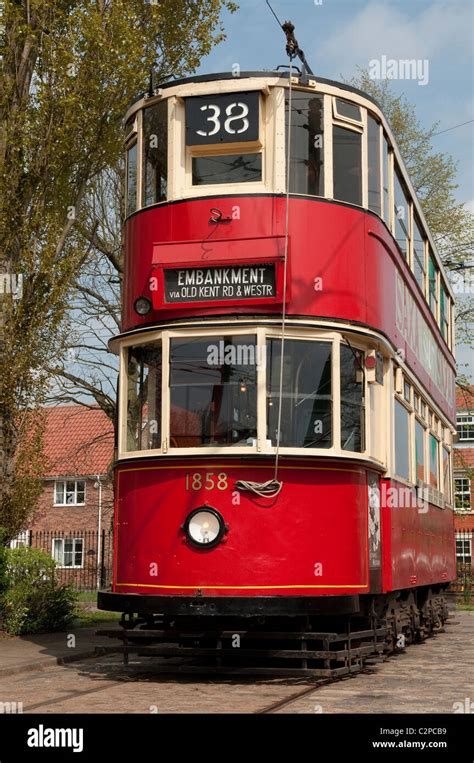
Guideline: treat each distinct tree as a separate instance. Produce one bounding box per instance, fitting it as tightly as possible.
[346,70,473,353]
[0,0,236,540]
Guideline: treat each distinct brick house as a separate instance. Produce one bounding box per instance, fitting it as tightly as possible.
[453,385,474,569]
[12,405,115,589]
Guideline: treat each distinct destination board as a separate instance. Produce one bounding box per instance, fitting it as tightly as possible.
[164,264,276,303]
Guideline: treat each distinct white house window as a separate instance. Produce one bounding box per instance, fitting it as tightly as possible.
[455,535,472,564]
[454,477,471,511]
[9,530,31,549]
[457,414,474,441]
[54,480,85,506]
[52,538,84,568]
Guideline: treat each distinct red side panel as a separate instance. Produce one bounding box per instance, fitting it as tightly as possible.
[114,459,369,597]
[381,478,456,590]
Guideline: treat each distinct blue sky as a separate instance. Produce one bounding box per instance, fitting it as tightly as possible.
[197,0,474,376]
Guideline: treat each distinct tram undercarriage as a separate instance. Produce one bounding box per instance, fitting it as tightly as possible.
[98,587,451,677]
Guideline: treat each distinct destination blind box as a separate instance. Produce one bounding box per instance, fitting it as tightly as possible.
[148,258,286,311]
[165,264,276,303]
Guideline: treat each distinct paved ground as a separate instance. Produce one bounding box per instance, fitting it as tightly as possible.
[0,612,472,714]
[0,626,110,677]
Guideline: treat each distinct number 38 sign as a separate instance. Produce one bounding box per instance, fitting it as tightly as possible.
[185,91,259,146]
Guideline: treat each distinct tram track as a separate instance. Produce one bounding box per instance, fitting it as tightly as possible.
[255,678,331,713]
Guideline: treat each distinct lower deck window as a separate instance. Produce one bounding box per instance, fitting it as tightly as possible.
[340,345,365,452]
[429,434,439,488]
[123,333,379,456]
[415,420,425,484]
[266,339,332,448]
[127,342,162,451]
[169,336,257,447]
[442,446,450,502]
[192,154,262,185]
[394,399,410,480]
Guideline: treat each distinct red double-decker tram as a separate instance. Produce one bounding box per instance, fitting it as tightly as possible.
[99,67,457,675]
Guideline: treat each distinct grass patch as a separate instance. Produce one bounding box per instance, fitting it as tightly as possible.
[456,603,474,611]
[74,609,122,627]
[76,592,98,603]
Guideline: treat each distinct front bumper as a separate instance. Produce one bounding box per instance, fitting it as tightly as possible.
[98,591,360,617]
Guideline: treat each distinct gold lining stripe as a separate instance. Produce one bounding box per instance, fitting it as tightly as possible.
[118,464,362,474]
[116,583,368,590]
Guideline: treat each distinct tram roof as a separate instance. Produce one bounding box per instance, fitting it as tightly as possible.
[129,70,382,111]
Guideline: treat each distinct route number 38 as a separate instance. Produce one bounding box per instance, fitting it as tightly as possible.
[185,91,259,146]
[197,103,249,137]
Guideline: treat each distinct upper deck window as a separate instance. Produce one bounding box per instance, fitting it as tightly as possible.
[126,142,138,217]
[428,251,438,316]
[367,115,381,215]
[333,126,362,206]
[143,101,168,205]
[286,92,324,196]
[192,153,262,185]
[393,167,410,260]
[440,283,449,341]
[413,214,425,293]
[333,98,362,124]
[382,136,390,224]
[185,91,262,188]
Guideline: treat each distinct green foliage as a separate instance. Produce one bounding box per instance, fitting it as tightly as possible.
[5,545,56,586]
[0,0,236,536]
[0,546,78,635]
[0,528,9,596]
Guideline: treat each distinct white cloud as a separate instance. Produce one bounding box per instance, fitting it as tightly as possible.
[319,1,473,73]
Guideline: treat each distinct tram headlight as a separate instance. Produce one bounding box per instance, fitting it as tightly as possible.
[134,296,152,316]
[183,507,226,548]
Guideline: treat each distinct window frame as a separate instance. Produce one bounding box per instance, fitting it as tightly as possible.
[332,119,364,208]
[454,476,472,512]
[428,250,439,321]
[414,414,427,486]
[392,164,411,261]
[183,91,266,195]
[285,90,325,198]
[118,328,374,460]
[366,113,381,215]
[412,213,426,296]
[455,534,472,564]
[52,537,84,569]
[393,393,412,483]
[332,97,363,127]
[53,480,86,507]
[142,99,168,207]
[457,413,474,441]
